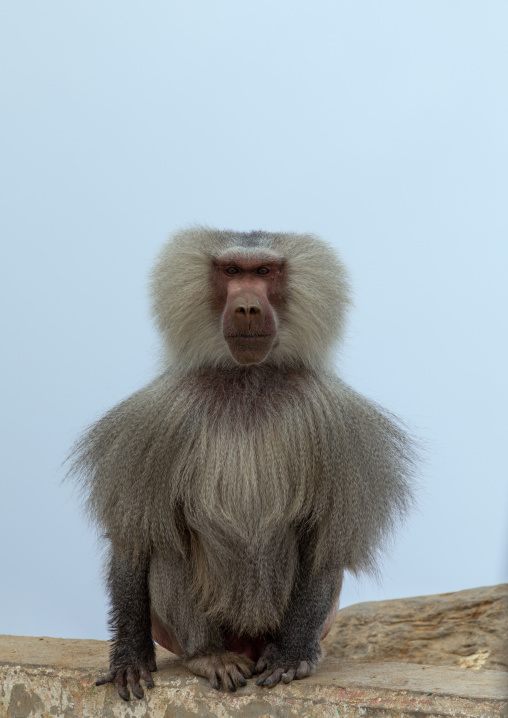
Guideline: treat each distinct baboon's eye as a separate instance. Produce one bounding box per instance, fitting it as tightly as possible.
[256,267,270,276]
[225,266,240,275]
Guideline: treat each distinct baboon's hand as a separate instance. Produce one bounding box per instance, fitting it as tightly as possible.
[184,651,255,691]
[96,658,156,701]
[254,641,322,687]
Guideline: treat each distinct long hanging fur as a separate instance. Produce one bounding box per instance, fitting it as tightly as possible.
[70,227,415,638]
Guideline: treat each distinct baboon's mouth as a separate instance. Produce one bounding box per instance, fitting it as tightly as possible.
[224,332,277,365]
[226,333,274,339]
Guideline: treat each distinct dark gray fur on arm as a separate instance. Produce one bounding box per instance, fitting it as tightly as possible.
[97,550,156,700]
[255,533,344,687]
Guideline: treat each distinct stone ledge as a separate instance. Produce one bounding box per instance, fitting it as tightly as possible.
[1,635,507,717]
[323,584,508,672]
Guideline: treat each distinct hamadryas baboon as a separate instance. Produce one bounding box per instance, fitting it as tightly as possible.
[70,227,415,700]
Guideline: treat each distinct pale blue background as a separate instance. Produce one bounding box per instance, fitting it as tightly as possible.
[1,1,507,641]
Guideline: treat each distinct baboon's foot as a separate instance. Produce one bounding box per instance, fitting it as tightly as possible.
[184,651,255,691]
[255,641,323,687]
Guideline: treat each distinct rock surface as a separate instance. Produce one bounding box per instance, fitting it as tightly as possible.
[1,635,507,717]
[1,585,507,717]
[324,584,508,672]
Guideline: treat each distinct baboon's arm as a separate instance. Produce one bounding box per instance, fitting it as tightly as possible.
[96,550,156,701]
[255,552,343,687]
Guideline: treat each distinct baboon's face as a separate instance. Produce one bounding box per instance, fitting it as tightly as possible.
[213,253,285,365]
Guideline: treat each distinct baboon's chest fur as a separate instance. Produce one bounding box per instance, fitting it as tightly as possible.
[78,365,412,631]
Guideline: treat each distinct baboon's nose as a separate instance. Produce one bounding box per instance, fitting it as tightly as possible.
[232,298,262,316]
[230,294,264,329]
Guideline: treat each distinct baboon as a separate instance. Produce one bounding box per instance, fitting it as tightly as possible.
[71,227,415,700]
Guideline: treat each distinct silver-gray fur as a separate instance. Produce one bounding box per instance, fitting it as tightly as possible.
[150,227,351,371]
[70,227,415,698]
